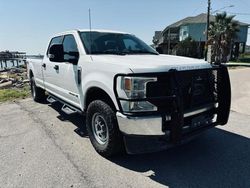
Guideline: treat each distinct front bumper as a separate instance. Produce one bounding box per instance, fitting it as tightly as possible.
[115,65,231,145]
[116,103,216,136]
[116,112,164,136]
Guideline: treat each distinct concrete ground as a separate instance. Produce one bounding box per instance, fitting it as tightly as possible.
[0,68,250,188]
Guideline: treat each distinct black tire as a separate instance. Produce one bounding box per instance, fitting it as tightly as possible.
[30,77,46,102]
[86,100,124,157]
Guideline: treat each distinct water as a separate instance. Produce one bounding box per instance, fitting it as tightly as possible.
[0,60,25,70]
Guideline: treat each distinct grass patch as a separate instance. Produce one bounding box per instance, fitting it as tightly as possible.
[229,61,250,64]
[237,58,250,63]
[243,54,250,58]
[230,54,250,64]
[0,86,30,103]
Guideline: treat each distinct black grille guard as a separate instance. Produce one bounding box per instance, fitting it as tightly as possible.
[114,65,231,143]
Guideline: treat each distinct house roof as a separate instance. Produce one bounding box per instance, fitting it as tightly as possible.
[162,13,249,33]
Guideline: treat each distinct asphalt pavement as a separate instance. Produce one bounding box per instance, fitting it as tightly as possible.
[0,68,250,188]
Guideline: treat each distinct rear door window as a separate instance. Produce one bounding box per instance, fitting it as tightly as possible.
[47,36,63,55]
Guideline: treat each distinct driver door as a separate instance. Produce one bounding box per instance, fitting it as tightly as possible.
[43,34,81,108]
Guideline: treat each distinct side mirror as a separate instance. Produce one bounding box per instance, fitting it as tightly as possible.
[48,44,64,62]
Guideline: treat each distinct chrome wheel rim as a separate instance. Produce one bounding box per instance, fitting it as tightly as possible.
[92,113,109,145]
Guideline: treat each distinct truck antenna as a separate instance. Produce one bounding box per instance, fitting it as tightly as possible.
[88,8,92,55]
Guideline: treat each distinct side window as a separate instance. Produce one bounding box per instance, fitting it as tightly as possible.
[62,35,79,61]
[47,36,63,55]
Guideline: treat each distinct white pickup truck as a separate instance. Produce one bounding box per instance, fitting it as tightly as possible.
[27,29,231,156]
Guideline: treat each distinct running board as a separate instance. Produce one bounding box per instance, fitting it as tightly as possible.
[47,95,57,103]
[47,94,82,115]
[61,104,78,115]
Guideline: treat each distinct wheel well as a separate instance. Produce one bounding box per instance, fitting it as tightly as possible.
[85,87,116,111]
[29,70,34,79]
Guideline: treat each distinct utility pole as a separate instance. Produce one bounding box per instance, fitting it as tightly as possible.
[206,0,211,41]
[168,28,171,54]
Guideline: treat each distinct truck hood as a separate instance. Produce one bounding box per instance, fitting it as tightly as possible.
[91,54,212,73]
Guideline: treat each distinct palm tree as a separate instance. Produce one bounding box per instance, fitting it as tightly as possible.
[208,12,239,64]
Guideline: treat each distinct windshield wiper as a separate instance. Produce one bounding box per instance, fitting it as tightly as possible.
[91,51,126,55]
[127,50,158,55]
[103,51,126,55]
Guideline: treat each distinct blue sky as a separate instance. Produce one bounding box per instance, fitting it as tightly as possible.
[0,0,249,54]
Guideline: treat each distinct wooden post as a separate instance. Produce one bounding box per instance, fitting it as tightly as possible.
[242,42,246,53]
[4,60,7,68]
[206,0,211,41]
[0,60,3,69]
[17,60,19,67]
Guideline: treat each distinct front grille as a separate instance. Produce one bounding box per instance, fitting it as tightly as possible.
[146,69,218,113]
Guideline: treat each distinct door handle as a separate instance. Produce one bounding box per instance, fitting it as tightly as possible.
[53,65,59,70]
[42,63,46,68]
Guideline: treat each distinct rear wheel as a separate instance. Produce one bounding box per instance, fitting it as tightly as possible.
[30,77,46,102]
[86,100,124,157]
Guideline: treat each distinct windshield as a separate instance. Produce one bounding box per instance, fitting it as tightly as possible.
[79,31,158,55]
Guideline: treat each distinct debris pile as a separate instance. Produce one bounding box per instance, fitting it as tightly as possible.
[0,67,29,89]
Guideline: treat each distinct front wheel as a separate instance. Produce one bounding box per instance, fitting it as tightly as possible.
[30,77,46,102]
[86,100,124,157]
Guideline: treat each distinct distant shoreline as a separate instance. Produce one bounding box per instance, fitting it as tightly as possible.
[0,60,25,70]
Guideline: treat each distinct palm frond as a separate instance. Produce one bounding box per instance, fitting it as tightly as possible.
[208,12,240,63]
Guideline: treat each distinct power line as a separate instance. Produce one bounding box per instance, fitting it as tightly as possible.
[212,5,234,14]
[220,11,250,16]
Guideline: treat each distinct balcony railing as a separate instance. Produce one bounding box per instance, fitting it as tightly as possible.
[163,33,179,42]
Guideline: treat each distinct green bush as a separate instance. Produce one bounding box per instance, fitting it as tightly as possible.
[173,37,198,58]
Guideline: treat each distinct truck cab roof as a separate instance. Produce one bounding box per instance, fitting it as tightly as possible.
[54,29,131,37]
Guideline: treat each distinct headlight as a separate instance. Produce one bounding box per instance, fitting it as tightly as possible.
[121,77,157,99]
[120,101,157,112]
[116,76,157,112]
